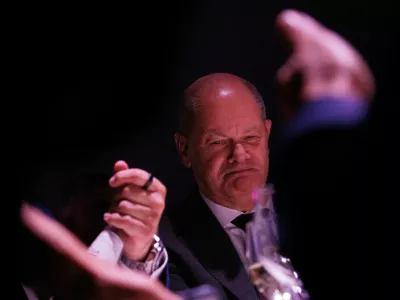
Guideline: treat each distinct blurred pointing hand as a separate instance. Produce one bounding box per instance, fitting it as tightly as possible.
[20,203,181,300]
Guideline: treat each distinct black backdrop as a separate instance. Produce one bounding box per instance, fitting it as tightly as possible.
[17,0,394,211]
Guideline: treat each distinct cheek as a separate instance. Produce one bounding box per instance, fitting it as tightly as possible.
[190,152,215,177]
[203,154,226,178]
[251,146,269,167]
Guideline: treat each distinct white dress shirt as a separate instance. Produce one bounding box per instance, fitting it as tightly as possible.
[201,185,276,266]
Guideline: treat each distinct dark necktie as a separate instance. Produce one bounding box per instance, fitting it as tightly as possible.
[231,208,274,231]
[231,213,254,231]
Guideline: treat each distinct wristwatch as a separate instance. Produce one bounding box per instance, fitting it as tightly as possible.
[120,234,165,274]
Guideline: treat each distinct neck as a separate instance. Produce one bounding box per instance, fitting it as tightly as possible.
[200,189,254,212]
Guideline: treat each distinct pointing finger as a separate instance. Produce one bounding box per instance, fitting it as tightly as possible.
[276,9,325,50]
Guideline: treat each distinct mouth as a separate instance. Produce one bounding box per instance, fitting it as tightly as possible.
[224,168,258,177]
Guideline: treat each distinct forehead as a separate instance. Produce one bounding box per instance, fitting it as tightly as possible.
[192,84,264,134]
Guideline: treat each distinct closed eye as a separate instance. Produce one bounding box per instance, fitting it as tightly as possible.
[210,140,223,145]
[245,135,259,140]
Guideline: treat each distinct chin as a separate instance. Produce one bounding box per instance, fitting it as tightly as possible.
[234,180,263,192]
[225,186,254,202]
[222,173,264,195]
[233,185,254,194]
[231,191,255,210]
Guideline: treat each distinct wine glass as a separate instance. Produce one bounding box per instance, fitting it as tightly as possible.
[245,184,309,300]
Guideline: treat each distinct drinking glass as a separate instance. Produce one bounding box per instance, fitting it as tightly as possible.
[245,184,309,300]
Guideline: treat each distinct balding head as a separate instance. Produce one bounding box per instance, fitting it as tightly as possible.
[178,73,266,137]
[174,73,272,211]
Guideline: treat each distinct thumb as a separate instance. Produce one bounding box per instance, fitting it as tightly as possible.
[114,160,129,173]
[276,9,324,51]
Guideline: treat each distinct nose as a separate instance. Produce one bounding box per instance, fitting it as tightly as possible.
[228,143,250,164]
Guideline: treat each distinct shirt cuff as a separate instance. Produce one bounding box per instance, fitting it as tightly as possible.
[284,97,369,141]
[119,247,168,278]
[87,229,124,263]
[87,228,168,278]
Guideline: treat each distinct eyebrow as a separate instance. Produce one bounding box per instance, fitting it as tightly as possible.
[203,129,226,137]
[243,125,262,134]
[203,125,262,137]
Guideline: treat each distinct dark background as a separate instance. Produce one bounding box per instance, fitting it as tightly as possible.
[17,0,393,211]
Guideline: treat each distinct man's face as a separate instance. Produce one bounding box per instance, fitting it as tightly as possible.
[177,83,271,208]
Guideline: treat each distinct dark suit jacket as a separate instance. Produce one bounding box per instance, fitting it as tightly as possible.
[159,190,259,300]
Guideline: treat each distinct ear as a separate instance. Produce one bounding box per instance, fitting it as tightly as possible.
[174,132,192,168]
[265,119,272,138]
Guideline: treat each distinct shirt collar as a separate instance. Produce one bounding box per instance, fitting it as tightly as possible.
[200,184,275,229]
[201,194,246,228]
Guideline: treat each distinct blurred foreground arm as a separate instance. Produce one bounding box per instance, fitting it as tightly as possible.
[20,203,181,300]
[276,9,374,136]
[272,9,374,299]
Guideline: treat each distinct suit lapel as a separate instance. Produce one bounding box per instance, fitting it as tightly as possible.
[172,190,258,299]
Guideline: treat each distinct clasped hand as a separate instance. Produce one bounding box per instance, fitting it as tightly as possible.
[105,160,166,261]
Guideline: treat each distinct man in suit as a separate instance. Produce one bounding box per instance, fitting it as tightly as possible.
[160,71,274,300]
[159,9,375,300]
